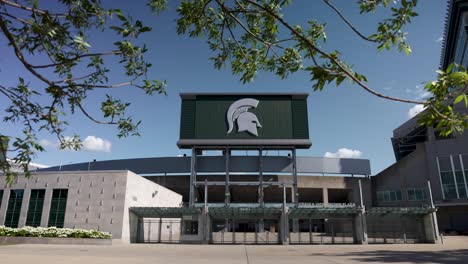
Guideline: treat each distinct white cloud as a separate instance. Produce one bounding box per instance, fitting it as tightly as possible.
[82,136,112,153]
[39,139,56,148]
[408,104,425,118]
[406,84,431,100]
[436,37,443,43]
[382,80,397,91]
[324,148,363,159]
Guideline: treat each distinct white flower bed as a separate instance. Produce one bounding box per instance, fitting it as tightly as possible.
[0,226,111,239]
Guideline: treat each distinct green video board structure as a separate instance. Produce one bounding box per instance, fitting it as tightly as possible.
[178,93,311,148]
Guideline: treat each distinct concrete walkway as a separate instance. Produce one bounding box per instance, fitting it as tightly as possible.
[0,237,467,264]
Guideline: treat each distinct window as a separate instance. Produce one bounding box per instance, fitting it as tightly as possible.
[377,190,402,202]
[407,188,427,201]
[48,189,68,228]
[183,221,198,235]
[26,189,46,227]
[4,190,24,227]
[0,190,3,209]
[438,155,468,200]
[453,12,468,67]
[440,170,458,199]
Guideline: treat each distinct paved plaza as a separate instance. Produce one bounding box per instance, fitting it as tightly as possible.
[0,237,468,264]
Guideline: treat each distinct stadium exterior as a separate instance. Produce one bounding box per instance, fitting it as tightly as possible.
[374,0,468,235]
[1,0,465,246]
[0,93,439,245]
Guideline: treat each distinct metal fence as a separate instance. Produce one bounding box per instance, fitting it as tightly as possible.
[139,218,182,243]
[211,219,279,244]
[289,219,354,244]
[367,215,425,244]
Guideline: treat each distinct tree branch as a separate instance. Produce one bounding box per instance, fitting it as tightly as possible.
[32,51,122,69]
[0,15,54,86]
[0,0,66,17]
[77,102,116,125]
[0,11,32,24]
[244,0,425,105]
[323,0,377,42]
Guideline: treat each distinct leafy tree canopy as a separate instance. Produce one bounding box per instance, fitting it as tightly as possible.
[0,0,467,182]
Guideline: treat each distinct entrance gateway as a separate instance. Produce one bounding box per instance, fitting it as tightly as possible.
[130,93,439,245]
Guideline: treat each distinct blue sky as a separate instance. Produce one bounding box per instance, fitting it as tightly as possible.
[0,1,448,174]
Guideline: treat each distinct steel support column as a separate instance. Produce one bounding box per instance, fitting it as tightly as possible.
[258,148,264,206]
[258,148,264,232]
[189,148,197,207]
[225,147,230,206]
[292,148,298,206]
[427,180,440,243]
[292,148,299,232]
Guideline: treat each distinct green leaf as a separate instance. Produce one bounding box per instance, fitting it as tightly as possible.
[405,46,412,56]
[446,63,454,74]
[454,94,464,104]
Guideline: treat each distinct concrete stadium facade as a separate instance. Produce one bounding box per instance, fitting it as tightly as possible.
[0,92,440,245]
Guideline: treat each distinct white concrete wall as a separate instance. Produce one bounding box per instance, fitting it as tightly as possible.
[121,171,182,243]
[0,170,183,243]
[0,171,128,238]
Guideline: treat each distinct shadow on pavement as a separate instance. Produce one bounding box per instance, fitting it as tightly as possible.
[310,249,468,264]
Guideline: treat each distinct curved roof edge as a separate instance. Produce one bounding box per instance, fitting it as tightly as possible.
[38,156,371,176]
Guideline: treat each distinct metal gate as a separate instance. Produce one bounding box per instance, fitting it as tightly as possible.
[289,219,354,244]
[367,215,425,244]
[139,218,182,243]
[211,219,279,244]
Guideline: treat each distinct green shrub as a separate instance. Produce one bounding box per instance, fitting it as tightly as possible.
[0,226,111,239]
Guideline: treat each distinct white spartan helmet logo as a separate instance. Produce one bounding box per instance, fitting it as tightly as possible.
[226,98,262,136]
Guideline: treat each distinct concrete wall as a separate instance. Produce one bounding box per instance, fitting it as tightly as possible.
[0,170,182,243]
[121,171,182,243]
[279,175,372,207]
[372,144,431,207]
[0,171,128,237]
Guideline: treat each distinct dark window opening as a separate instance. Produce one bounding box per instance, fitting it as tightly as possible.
[26,189,46,227]
[48,189,68,228]
[5,190,24,228]
[183,220,198,235]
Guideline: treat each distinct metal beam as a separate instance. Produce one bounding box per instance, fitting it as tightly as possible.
[258,148,264,206]
[292,148,298,206]
[189,148,196,207]
[225,147,230,206]
[195,181,294,186]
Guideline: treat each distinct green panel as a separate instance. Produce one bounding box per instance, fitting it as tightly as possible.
[179,100,196,139]
[180,95,309,140]
[194,96,292,139]
[291,99,309,139]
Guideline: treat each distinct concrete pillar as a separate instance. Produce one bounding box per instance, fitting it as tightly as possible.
[423,213,439,243]
[280,207,289,245]
[280,184,289,245]
[323,188,329,206]
[18,189,31,227]
[40,188,53,227]
[225,148,230,206]
[0,190,10,225]
[200,206,211,244]
[353,211,368,244]
[189,148,197,207]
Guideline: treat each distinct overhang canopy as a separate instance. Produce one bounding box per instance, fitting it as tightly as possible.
[288,207,361,219]
[366,207,437,215]
[130,207,200,218]
[208,207,282,219]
